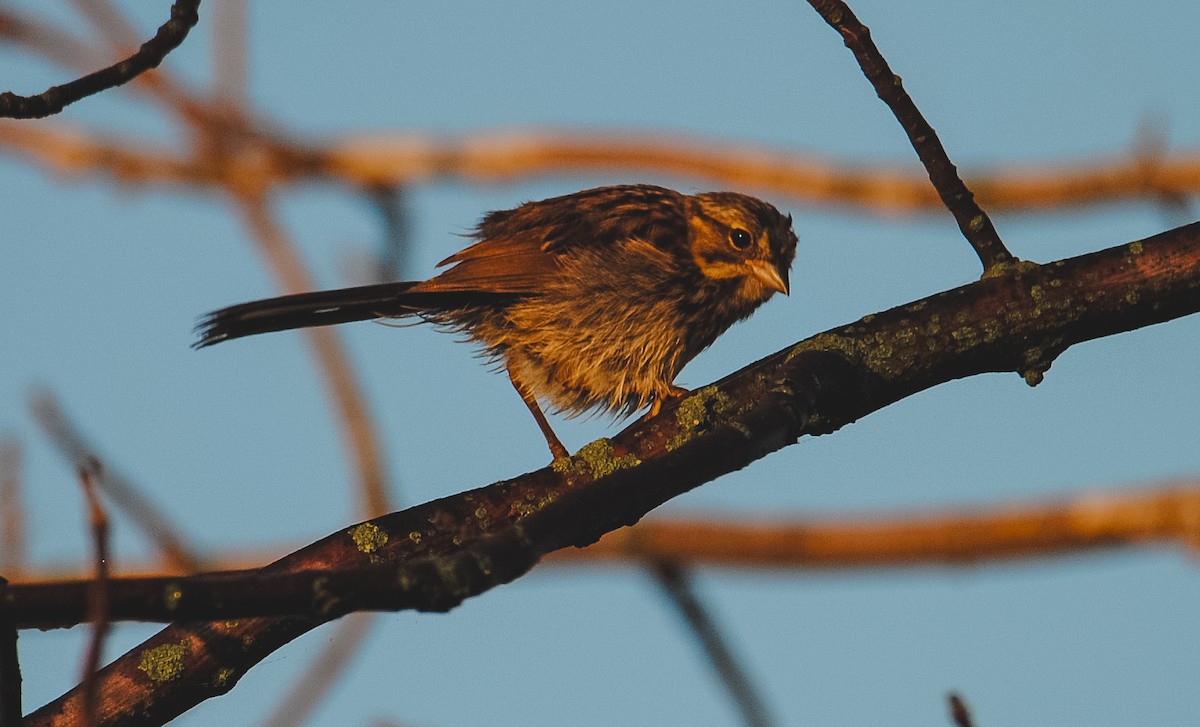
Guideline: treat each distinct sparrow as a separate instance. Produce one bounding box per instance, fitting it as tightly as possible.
[196,184,798,460]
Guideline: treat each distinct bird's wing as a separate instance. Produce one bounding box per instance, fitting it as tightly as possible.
[417,185,690,294]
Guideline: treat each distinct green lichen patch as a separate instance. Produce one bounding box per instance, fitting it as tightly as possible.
[1019,337,1064,387]
[138,641,189,683]
[350,522,388,555]
[981,258,1039,280]
[667,386,737,450]
[552,438,640,479]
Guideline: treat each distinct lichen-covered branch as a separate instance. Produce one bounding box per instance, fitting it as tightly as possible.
[19,220,1200,725]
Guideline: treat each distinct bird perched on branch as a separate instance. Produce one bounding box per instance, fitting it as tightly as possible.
[196,184,798,460]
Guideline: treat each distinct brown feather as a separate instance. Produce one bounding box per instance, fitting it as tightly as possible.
[195,184,799,459]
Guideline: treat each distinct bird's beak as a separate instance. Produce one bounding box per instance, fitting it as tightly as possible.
[750,260,790,296]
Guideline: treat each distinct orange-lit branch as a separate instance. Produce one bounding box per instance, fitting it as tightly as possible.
[4,120,1200,215]
[553,485,1200,569]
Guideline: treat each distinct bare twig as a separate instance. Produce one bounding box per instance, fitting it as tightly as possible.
[67,0,144,51]
[211,0,247,104]
[78,462,111,727]
[232,192,392,518]
[259,614,377,727]
[0,440,25,581]
[0,577,20,727]
[948,693,977,727]
[30,390,202,574]
[805,0,1013,271]
[369,184,412,283]
[0,8,112,77]
[0,0,202,119]
[652,562,773,727]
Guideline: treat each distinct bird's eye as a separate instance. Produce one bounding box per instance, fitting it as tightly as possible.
[729,228,752,250]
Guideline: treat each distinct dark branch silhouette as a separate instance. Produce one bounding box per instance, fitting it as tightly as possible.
[77,464,111,727]
[0,578,19,727]
[805,0,1012,270]
[0,0,201,119]
[653,562,775,727]
[948,693,978,727]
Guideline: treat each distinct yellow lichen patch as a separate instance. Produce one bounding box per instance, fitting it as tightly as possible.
[1129,240,1145,255]
[667,386,738,450]
[162,583,184,612]
[350,522,388,555]
[981,258,1039,280]
[212,666,237,689]
[553,438,640,478]
[980,318,1003,343]
[138,641,189,683]
[785,332,858,365]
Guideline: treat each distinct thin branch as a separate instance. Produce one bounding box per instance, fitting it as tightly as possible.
[67,0,145,51]
[0,0,202,119]
[805,0,1013,271]
[0,8,112,79]
[651,562,773,727]
[0,440,25,581]
[30,390,202,574]
[0,6,234,131]
[369,184,412,283]
[258,614,376,727]
[78,462,111,727]
[211,0,247,104]
[948,693,977,727]
[13,540,537,629]
[0,577,20,727]
[232,192,393,519]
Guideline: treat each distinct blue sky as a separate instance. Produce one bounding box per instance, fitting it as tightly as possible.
[3,1,1200,725]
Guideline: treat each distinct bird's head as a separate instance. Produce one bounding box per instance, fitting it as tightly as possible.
[687,192,798,306]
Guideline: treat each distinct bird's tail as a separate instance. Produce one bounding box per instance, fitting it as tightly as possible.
[194,281,426,348]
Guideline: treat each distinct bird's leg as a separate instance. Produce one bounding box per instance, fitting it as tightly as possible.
[641,385,689,422]
[506,366,570,460]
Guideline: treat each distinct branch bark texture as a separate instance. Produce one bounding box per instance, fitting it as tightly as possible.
[0,0,201,119]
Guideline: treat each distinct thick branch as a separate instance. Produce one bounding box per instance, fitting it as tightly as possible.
[19,221,1200,725]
